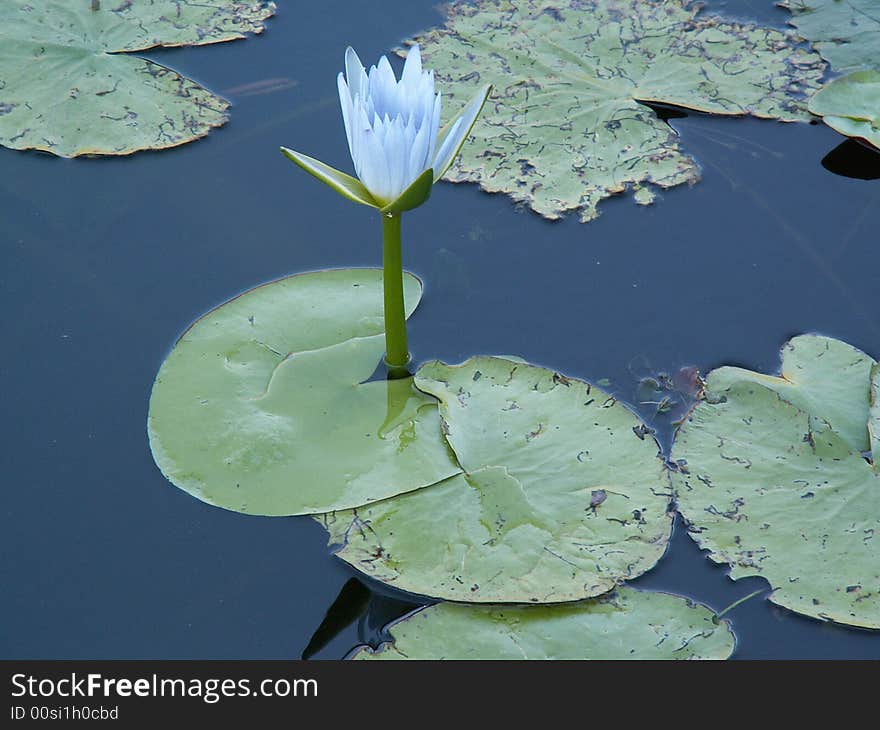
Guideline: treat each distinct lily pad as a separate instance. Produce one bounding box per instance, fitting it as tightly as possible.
[0,1,275,157]
[808,71,880,151]
[706,334,876,453]
[872,363,880,468]
[404,0,824,222]
[672,340,880,629]
[148,269,461,516]
[320,356,672,603]
[781,0,880,74]
[351,588,735,660]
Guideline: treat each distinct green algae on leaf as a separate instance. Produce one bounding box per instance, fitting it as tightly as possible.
[148,269,461,517]
[808,71,880,151]
[403,0,824,222]
[781,0,880,74]
[0,1,276,157]
[351,588,735,660]
[672,336,880,629]
[320,356,672,603]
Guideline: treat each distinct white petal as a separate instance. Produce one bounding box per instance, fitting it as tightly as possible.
[351,101,374,179]
[408,116,431,182]
[427,90,441,164]
[358,129,392,203]
[432,85,490,181]
[385,116,408,199]
[345,47,367,100]
[337,72,356,165]
[401,44,422,89]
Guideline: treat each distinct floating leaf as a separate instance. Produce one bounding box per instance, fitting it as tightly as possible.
[808,71,880,151]
[706,334,876,453]
[148,269,461,516]
[781,0,880,74]
[672,338,880,629]
[404,0,824,222]
[0,1,276,157]
[320,356,672,603]
[351,588,735,660]
[872,363,880,470]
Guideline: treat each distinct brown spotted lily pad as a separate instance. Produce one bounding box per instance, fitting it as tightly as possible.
[0,1,275,156]
[403,0,824,222]
[320,356,672,603]
[672,335,880,629]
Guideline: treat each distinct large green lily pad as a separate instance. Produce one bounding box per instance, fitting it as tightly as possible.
[706,334,876,453]
[781,0,880,74]
[0,1,275,157]
[320,356,672,603]
[351,588,735,660]
[148,269,461,516]
[673,339,880,629]
[808,71,880,151]
[404,0,824,222]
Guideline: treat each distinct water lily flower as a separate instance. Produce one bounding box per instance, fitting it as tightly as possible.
[281,44,491,213]
[281,45,491,371]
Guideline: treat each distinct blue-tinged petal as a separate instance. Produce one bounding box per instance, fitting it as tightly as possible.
[337,73,356,164]
[427,91,442,163]
[279,147,378,208]
[401,44,423,90]
[409,118,431,183]
[386,115,409,200]
[345,47,367,100]
[358,129,393,204]
[432,84,492,182]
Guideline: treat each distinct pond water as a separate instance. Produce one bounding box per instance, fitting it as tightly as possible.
[2,0,879,659]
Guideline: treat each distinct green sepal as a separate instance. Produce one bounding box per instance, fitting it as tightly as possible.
[380,167,435,214]
[280,147,379,208]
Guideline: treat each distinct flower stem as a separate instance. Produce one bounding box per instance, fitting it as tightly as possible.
[382,212,410,377]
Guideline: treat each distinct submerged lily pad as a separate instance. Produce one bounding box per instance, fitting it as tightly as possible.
[0,1,275,157]
[148,269,461,516]
[706,334,876,453]
[405,0,824,222]
[320,356,672,603]
[781,0,880,74]
[808,71,880,151]
[673,337,880,629]
[351,588,735,660]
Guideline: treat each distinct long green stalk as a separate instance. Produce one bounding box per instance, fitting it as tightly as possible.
[382,212,410,377]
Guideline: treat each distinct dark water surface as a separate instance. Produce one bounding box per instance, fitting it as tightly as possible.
[2,0,879,659]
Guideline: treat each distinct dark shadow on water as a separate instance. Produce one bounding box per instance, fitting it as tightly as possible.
[641,101,689,122]
[822,139,880,180]
[301,578,372,659]
[302,574,426,659]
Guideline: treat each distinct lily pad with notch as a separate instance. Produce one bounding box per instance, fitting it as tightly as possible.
[403,0,824,222]
[350,587,735,659]
[0,0,276,157]
[148,268,462,516]
[319,356,673,603]
[672,336,880,629]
